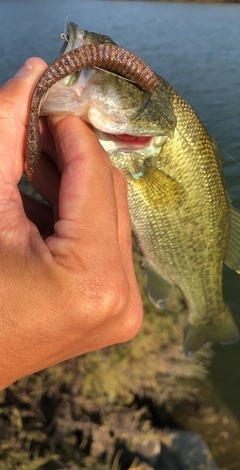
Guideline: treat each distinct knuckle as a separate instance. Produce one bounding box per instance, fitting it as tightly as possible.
[97,272,143,342]
[98,274,130,319]
[121,295,144,342]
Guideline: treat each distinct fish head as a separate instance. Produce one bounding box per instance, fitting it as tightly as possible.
[41,22,176,168]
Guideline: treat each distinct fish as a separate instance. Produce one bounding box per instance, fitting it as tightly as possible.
[34,22,240,355]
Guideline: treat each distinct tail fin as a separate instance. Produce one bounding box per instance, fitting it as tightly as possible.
[184,305,240,357]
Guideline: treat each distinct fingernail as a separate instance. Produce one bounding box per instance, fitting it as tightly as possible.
[15,61,32,78]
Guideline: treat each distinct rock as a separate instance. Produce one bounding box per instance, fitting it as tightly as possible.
[161,430,219,469]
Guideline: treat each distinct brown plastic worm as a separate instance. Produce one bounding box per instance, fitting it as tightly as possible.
[26,43,160,180]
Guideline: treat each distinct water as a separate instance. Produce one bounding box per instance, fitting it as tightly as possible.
[1,0,240,431]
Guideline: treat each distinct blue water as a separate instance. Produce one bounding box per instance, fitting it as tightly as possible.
[2,1,240,190]
[1,0,240,422]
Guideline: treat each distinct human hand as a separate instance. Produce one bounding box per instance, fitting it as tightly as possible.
[0,58,143,389]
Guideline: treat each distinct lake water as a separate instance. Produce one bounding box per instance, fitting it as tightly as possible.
[1,0,240,434]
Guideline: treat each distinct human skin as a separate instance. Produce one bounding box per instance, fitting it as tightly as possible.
[0,58,143,390]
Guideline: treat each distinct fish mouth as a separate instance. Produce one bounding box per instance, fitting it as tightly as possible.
[59,22,119,55]
[112,133,152,150]
[95,129,153,151]
[94,129,164,156]
[58,22,84,57]
[114,134,152,144]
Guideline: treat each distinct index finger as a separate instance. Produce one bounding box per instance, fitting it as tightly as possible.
[47,115,120,245]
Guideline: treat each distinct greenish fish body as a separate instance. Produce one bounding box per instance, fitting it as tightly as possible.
[40,22,240,355]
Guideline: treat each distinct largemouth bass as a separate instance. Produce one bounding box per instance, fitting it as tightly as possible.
[34,22,240,355]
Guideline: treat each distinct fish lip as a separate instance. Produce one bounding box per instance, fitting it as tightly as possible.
[58,22,88,57]
[58,22,77,57]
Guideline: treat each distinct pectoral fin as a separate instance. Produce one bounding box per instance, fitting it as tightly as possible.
[224,205,240,273]
[131,167,185,209]
[143,258,175,308]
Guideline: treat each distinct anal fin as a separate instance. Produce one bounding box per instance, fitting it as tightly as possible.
[142,258,175,308]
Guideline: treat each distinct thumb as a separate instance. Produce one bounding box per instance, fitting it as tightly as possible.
[0,57,47,182]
